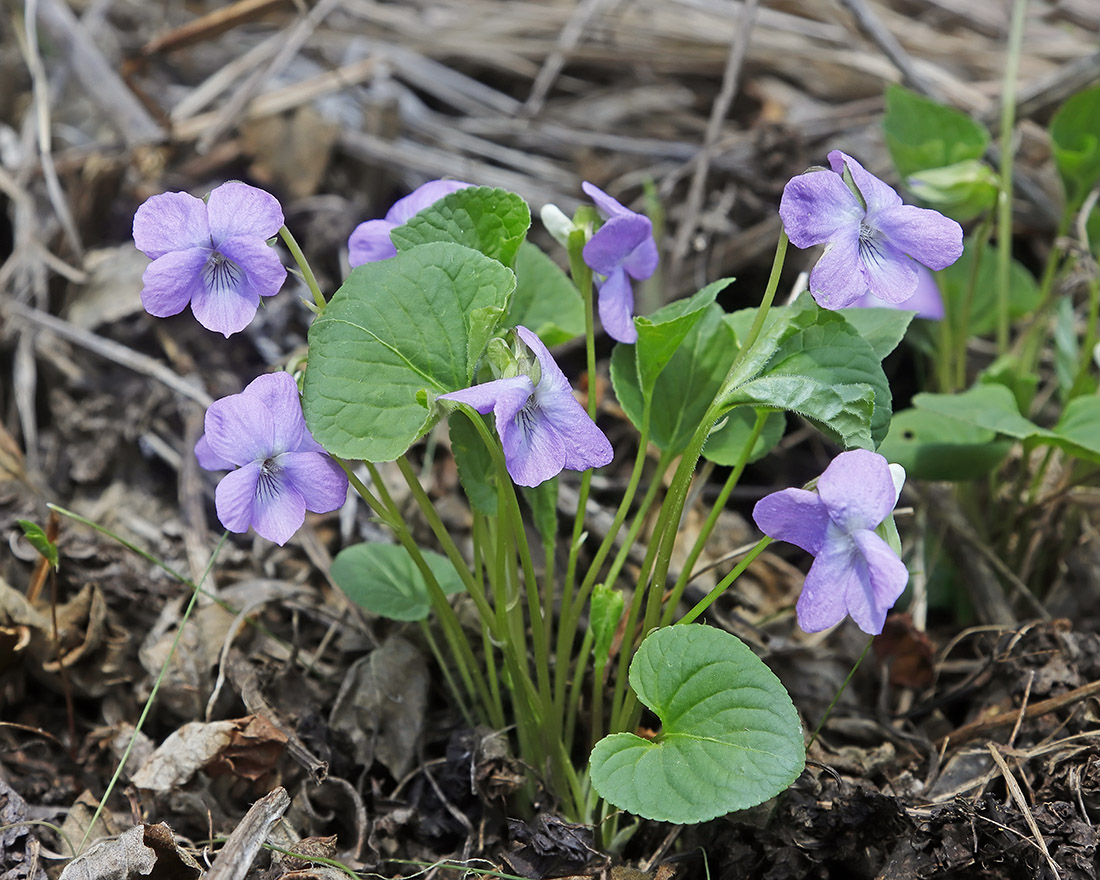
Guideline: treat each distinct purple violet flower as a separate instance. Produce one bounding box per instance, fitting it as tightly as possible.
[752,449,908,635]
[133,181,287,337]
[850,264,944,320]
[779,151,963,310]
[581,181,659,344]
[438,326,613,487]
[195,372,348,545]
[348,179,472,266]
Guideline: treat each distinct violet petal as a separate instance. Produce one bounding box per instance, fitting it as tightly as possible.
[596,267,638,344]
[206,181,284,244]
[133,191,211,258]
[215,462,262,534]
[347,220,398,266]
[816,448,897,532]
[752,488,830,555]
[140,248,210,318]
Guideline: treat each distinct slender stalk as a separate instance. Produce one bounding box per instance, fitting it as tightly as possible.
[663,408,768,622]
[807,636,874,749]
[563,227,598,603]
[994,0,1027,352]
[676,537,772,626]
[81,533,228,853]
[278,225,327,310]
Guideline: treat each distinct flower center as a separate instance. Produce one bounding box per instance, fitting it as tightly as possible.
[857,222,887,270]
[256,456,283,502]
[202,251,243,295]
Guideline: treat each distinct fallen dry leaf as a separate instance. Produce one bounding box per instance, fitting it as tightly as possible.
[57,822,201,880]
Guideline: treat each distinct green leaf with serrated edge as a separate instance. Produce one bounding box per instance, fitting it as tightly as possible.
[724,375,875,450]
[17,520,58,571]
[391,186,531,268]
[837,307,915,361]
[590,583,624,668]
[521,477,559,547]
[303,242,515,461]
[939,240,1039,338]
[331,543,465,622]
[878,408,1011,481]
[610,304,737,455]
[722,298,812,392]
[725,309,891,447]
[703,408,786,466]
[505,241,585,346]
[883,84,990,179]
[449,412,497,516]
[589,625,804,824]
[1050,85,1100,211]
[912,384,1051,441]
[634,279,732,397]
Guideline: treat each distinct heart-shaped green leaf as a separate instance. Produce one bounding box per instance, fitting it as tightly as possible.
[331,542,465,621]
[590,625,804,823]
[303,242,515,461]
[878,407,1012,481]
[1050,85,1100,211]
[391,186,530,268]
[883,84,990,179]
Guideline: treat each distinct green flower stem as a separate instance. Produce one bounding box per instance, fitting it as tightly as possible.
[472,513,506,725]
[661,408,768,625]
[676,537,772,626]
[552,398,654,718]
[563,226,598,605]
[350,463,493,723]
[611,236,788,733]
[278,225,326,310]
[952,219,992,390]
[995,0,1027,353]
[726,230,788,380]
[600,449,675,593]
[807,635,874,750]
[564,625,595,749]
[80,531,228,853]
[418,619,474,727]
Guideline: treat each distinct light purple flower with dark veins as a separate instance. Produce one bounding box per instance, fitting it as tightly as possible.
[581,181,659,344]
[348,179,472,266]
[195,372,348,545]
[439,326,613,487]
[780,151,963,310]
[850,264,944,321]
[133,181,287,337]
[752,449,908,635]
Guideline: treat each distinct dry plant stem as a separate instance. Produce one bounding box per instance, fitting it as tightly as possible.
[670,0,758,268]
[987,744,1062,878]
[205,787,291,880]
[995,0,1027,353]
[79,531,230,854]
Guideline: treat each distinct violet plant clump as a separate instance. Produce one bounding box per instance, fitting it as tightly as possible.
[438,325,613,487]
[132,181,287,337]
[752,449,908,635]
[129,117,1047,832]
[780,150,963,310]
[195,372,348,545]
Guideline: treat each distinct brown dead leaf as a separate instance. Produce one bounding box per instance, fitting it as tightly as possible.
[329,636,428,779]
[874,613,935,689]
[132,715,287,791]
[57,822,201,880]
[203,713,288,782]
[59,790,122,863]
